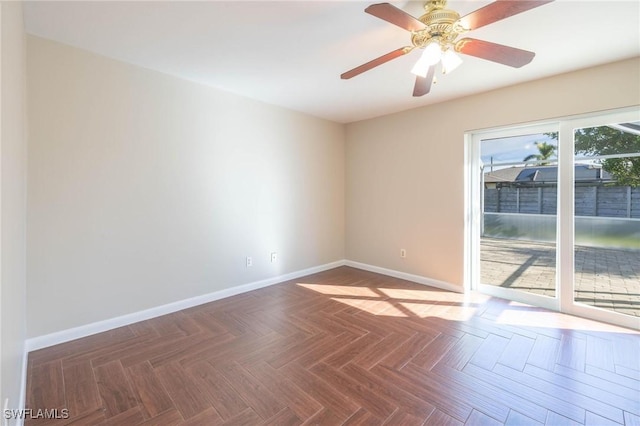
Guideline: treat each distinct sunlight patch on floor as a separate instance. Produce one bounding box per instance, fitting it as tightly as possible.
[496,306,639,334]
[297,282,481,320]
[375,288,436,300]
[329,297,406,317]
[296,283,379,297]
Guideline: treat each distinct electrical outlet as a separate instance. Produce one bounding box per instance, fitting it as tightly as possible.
[246,257,252,267]
[271,252,277,263]
[400,249,407,258]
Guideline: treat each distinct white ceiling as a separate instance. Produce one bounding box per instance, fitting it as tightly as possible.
[23,1,640,123]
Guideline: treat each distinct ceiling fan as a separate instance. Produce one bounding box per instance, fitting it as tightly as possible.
[341,0,554,97]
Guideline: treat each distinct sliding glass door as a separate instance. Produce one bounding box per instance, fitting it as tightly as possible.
[469,108,640,329]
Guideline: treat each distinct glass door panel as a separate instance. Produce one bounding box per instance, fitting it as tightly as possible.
[478,131,559,306]
[573,122,640,318]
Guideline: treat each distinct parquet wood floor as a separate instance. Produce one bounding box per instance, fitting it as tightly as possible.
[25,266,640,425]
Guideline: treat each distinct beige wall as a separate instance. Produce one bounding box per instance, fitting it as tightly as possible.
[346,58,640,289]
[26,36,345,337]
[1,1,28,413]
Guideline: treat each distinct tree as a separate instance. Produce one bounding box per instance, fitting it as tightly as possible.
[574,126,640,187]
[523,141,556,165]
[546,126,640,187]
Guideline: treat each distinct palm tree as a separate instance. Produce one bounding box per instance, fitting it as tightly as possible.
[523,141,556,165]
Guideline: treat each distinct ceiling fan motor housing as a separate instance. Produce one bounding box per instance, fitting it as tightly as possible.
[412,0,464,49]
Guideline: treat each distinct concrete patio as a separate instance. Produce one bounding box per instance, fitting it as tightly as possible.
[481,237,640,317]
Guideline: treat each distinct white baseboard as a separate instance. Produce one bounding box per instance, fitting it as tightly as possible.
[26,260,346,352]
[345,260,462,293]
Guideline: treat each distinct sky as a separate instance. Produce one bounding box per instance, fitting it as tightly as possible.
[479,122,640,171]
[480,133,557,168]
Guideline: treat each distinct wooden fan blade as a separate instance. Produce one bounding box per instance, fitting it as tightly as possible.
[365,3,426,32]
[455,38,535,68]
[341,47,413,79]
[459,0,554,30]
[413,66,435,97]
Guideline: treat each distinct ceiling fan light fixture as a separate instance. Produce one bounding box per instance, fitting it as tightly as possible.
[410,57,430,77]
[421,41,442,65]
[411,41,441,77]
[441,49,462,74]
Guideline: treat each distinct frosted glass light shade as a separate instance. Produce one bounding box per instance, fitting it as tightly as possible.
[411,57,430,77]
[410,42,442,77]
[422,42,442,65]
[441,49,463,74]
